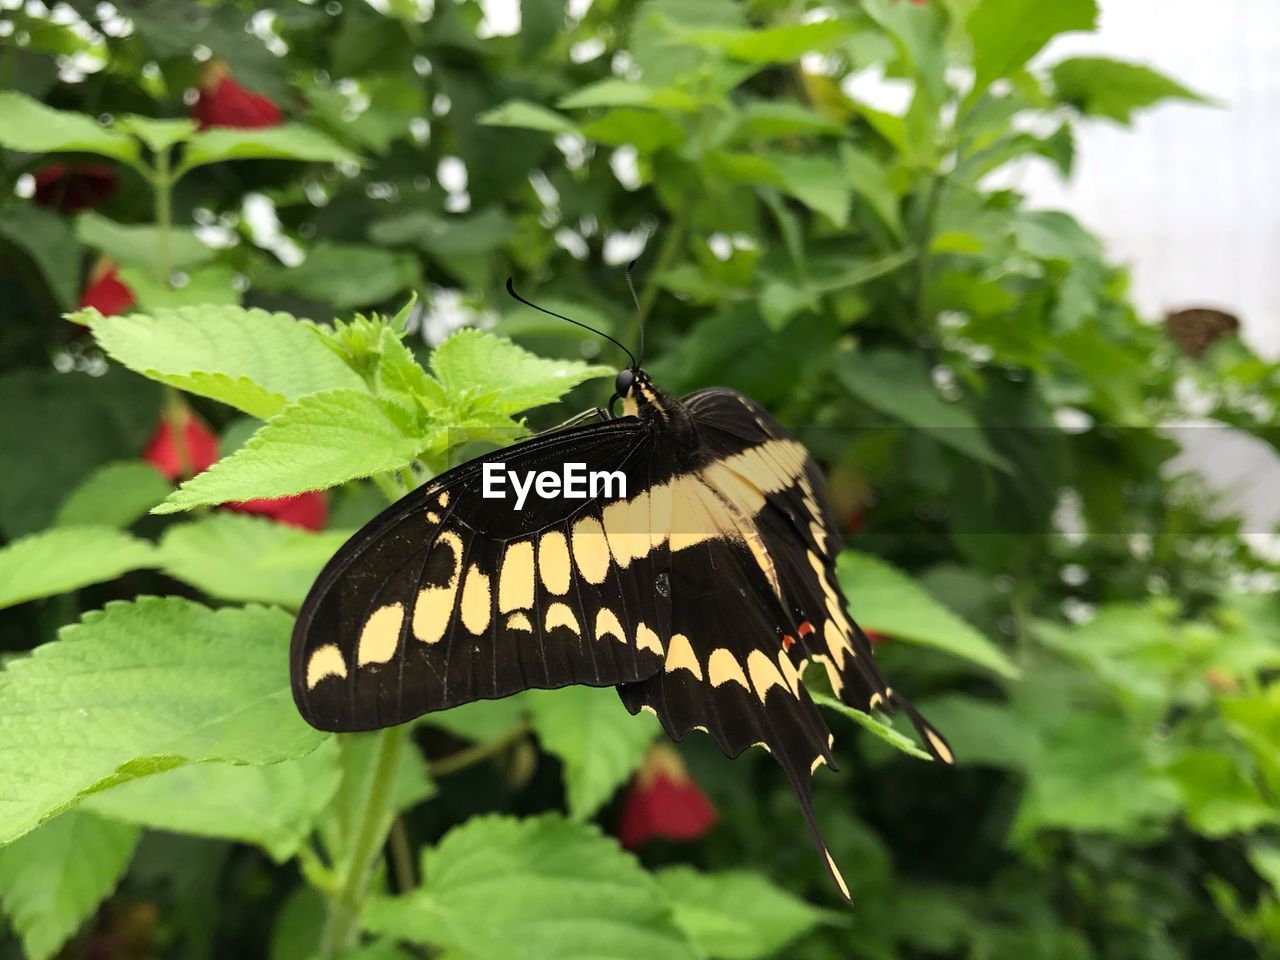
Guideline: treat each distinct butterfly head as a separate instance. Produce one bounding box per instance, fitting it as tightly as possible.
[615,366,657,418]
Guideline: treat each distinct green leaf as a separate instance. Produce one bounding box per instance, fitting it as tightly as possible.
[1050,56,1210,125]
[427,695,530,743]
[370,208,516,258]
[0,369,161,538]
[835,551,1018,678]
[834,348,1010,469]
[678,19,856,62]
[255,243,419,311]
[478,99,577,134]
[811,692,931,761]
[911,694,1033,769]
[0,597,327,844]
[0,204,81,308]
[155,390,432,513]
[0,526,157,610]
[54,461,172,529]
[839,142,905,239]
[581,109,686,152]
[77,211,215,270]
[557,79,698,112]
[159,512,348,607]
[764,152,850,227]
[528,686,658,819]
[732,101,845,141]
[966,0,1097,89]
[1167,750,1279,838]
[118,263,242,310]
[361,815,697,960]
[1014,709,1179,838]
[0,90,140,163]
[179,123,361,173]
[83,740,342,862]
[0,811,139,960]
[77,305,365,419]
[656,867,827,960]
[116,115,197,152]
[431,329,612,416]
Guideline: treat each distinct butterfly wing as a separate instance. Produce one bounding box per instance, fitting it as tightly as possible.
[291,416,674,732]
[681,387,953,763]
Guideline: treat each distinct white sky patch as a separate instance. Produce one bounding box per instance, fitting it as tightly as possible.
[242,193,304,267]
[445,191,471,213]
[554,228,589,260]
[410,116,431,144]
[570,37,606,63]
[13,174,34,199]
[413,54,432,76]
[477,0,519,37]
[250,10,288,56]
[528,170,559,208]
[566,0,593,22]
[841,64,913,115]
[421,288,496,346]
[432,92,451,116]
[437,155,467,193]
[603,229,648,266]
[708,233,733,261]
[554,132,590,171]
[610,146,641,190]
[611,50,638,78]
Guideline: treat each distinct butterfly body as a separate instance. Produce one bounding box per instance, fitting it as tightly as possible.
[291,365,951,900]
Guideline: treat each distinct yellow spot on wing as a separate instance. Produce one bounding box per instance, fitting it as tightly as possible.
[437,490,449,507]
[460,565,491,634]
[635,622,663,656]
[545,602,580,635]
[413,531,462,644]
[826,851,851,901]
[571,516,611,584]
[498,540,534,613]
[306,644,347,688]
[538,530,571,595]
[926,728,955,765]
[664,633,702,679]
[595,608,625,644]
[708,649,749,689]
[746,649,787,699]
[357,602,405,666]
[506,611,532,632]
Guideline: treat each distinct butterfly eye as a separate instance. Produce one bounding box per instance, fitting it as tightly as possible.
[614,368,636,397]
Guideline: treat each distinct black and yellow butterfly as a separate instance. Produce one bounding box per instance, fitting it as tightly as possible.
[291,284,952,901]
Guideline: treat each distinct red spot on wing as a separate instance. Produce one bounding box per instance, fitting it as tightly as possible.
[781,634,795,652]
[798,620,815,638]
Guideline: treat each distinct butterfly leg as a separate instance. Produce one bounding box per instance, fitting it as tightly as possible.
[538,407,612,436]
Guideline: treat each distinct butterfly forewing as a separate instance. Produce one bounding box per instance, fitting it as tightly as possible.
[291,417,673,731]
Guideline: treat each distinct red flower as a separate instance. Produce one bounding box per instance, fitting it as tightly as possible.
[618,744,718,849]
[191,61,283,130]
[32,163,117,213]
[143,409,220,481]
[79,259,135,317]
[226,491,329,531]
[865,629,886,645]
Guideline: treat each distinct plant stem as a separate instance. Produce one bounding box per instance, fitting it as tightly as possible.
[908,171,945,338]
[427,718,530,777]
[319,724,408,956]
[153,147,174,283]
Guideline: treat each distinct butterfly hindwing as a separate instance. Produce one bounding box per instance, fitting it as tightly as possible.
[291,417,673,731]
[683,387,954,764]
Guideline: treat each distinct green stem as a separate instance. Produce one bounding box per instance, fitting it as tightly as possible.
[908,171,945,337]
[427,719,530,777]
[371,471,403,502]
[153,147,174,283]
[319,724,408,956]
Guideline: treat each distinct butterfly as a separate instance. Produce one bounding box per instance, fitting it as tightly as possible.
[290,280,953,901]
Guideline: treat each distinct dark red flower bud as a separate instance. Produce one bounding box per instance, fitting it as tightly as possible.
[225,491,329,531]
[32,163,117,213]
[191,61,283,130]
[617,744,718,849]
[143,409,220,481]
[79,259,135,317]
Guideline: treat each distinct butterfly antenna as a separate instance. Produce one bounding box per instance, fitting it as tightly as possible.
[624,259,645,367]
[505,277,637,368]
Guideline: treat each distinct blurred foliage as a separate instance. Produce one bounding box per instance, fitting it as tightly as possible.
[2,1,1280,959]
